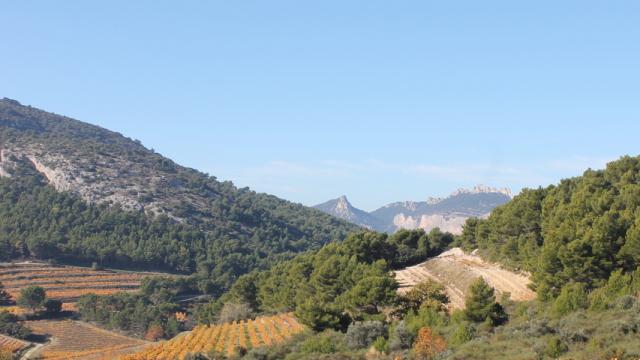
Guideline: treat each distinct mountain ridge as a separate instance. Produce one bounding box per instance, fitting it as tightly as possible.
[314,186,512,234]
[0,98,360,289]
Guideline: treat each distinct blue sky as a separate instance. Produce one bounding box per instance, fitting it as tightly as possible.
[2,1,639,210]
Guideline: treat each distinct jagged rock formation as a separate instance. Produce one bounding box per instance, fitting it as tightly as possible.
[313,196,382,230]
[315,186,512,234]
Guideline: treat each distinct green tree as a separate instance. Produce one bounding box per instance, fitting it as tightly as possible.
[44,299,63,316]
[17,286,46,312]
[552,282,588,317]
[401,280,449,312]
[464,278,506,325]
[343,276,397,315]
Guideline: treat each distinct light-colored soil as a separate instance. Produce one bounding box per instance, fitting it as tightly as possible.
[24,319,148,360]
[394,248,536,309]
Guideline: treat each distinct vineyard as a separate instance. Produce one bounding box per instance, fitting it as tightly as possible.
[25,319,148,360]
[121,313,305,360]
[0,262,165,303]
[0,333,29,355]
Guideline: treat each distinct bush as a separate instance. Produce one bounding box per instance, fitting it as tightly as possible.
[614,295,636,310]
[372,336,388,353]
[44,299,62,316]
[388,321,412,352]
[552,283,588,317]
[545,337,568,358]
[412,327,447,360]
[218,302,252,323]
[300,330,346,354]
[0,311,31,339]
[345,321,387,350]
[451,322,475,346]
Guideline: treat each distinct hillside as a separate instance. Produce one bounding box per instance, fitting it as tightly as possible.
[0,98,359,290]
[394,248,535,309]
[458,155,640,299]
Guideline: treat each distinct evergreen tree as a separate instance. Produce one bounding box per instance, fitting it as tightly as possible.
[17,286,46,312]
[464,277,506,325]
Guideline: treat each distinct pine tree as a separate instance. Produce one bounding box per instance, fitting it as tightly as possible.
[464,277,495,322]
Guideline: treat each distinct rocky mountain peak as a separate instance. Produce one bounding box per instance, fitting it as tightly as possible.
[450,184,512,198]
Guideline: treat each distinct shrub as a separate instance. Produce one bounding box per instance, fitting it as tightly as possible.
[552,282,588,317]
[218,302,252,323]
[412,327,447,360]
[44,299,62,316]
[451,322,475,346]
[388,321,412,352]
[372,336,388,353]
[300,330,346,354]
[400,280,449,312]
[345,321,387,350]
[614,295,636,310]
[544,337,568,358]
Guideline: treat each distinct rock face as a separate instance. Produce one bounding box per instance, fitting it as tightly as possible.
[313,196,382,230]
[0,98,359,236]
[315,186,512,234]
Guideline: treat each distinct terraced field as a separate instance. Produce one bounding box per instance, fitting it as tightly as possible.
[25,319,148,360]
[122,313,305,360]
[0,333,30,355]
[395,248,536,309]
[0,262,165,303]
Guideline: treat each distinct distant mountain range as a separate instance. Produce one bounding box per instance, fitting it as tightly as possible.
[313,185,512,234]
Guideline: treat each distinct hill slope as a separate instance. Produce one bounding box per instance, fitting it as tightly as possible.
[458,155,640,299]
[0,98,359,290]
[394,248,535,309]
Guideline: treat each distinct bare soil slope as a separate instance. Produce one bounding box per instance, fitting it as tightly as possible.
[394,248,536,309]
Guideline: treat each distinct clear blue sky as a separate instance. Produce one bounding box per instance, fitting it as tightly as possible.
[2,1,639,210]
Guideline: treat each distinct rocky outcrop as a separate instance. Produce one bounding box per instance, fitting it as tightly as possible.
[313,195,382,230]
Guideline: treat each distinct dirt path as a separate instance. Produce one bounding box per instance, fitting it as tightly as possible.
[394,248,536,309]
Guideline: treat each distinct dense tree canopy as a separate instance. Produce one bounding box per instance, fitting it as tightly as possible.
[0,167,357,294]
[457,155,640,299]
[206,229,453,331]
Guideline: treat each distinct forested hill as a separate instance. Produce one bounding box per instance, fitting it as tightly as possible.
[458,155,640,299]
[0,98,359,292]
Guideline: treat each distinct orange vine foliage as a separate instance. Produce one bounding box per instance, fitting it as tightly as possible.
[121,313,305,360]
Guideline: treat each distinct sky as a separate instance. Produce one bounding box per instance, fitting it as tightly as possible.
[1,1,639,211]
